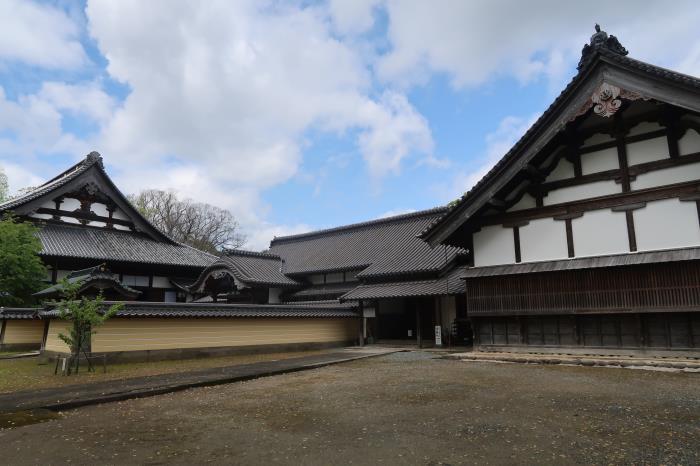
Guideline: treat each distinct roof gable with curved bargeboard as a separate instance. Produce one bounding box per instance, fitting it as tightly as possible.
[421,27,700,252]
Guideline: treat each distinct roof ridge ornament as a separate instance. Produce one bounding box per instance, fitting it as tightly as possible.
[577,24,629,71]
[85,151,104,168]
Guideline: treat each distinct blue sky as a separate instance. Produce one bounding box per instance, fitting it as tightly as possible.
[1,1,699,249]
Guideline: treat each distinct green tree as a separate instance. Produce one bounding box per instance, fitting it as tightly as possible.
[56,278,122,374]
[0,214,46,305]
[0,167,8,203]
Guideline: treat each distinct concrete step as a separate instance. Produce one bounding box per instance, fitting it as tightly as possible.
[447,351,700,371]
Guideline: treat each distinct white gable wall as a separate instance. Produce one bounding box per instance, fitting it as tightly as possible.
[634,199,700,251]
[572,209,629,257]
[519,218,568,262]
[626,136,669,165]
[473,225,515,267]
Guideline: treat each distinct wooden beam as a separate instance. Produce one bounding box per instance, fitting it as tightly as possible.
[565,218,575,258]
[625,210,637,252]
[477,181,700,227]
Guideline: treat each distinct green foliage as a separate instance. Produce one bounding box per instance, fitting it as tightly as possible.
[56,278,122,356]
[0,214,47,306]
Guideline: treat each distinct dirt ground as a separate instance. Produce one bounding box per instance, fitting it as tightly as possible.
[1,351,698,465]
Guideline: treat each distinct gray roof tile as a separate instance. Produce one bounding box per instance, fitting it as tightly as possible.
[37,223,216,268]
[269,208,464,277]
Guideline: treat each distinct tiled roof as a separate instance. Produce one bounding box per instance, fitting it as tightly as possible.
[340,267,466,301]
[33,263,141,298]
[419,47,700,244]
[269,208,465,277]
[41,301,359,319]
[0,308,41,319]
[37,223,216,268]
[188,250,301,290]
[283,283,356,300]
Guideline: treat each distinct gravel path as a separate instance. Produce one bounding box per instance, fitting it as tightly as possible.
[1,352,698,465]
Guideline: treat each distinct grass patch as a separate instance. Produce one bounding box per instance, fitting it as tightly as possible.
[0,349,330,394]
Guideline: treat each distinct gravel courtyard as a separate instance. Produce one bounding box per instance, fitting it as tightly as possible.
[1,351,698,465]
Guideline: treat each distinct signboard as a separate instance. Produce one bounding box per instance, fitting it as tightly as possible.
[434,325,442,346]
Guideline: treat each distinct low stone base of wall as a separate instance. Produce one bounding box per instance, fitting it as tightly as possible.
[41,340,357,364]
[476,344,700,359]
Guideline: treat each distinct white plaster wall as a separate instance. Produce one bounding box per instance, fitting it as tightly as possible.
[268,288,281,304]
[152,276,171,288]
[571,209,629,257]
[679,129,700,155]
[114,224,131,231]
[635,198,700,251]
[519,218,568,263]
[582,132,614,147]
[40,200,55,209]
[112,208,129,221]
[631,161,700,191]
[60,216,80,224]
[123,275,149,287]
[543,180,620,206]
[473,225,515,267]
[627,121,663,136]
[546,158,575,182]
[626,136,669,166]
[581,147,619,175]
[91,202,109,216]
[88,221,107,228]
[60,198,80,211]
[29,213,53,220]
[507,193,537,212]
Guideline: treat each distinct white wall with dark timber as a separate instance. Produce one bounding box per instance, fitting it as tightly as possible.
[627,136,669,165]
[581,132,614,146]
[507,193,537,212]
[543,180,620,205]
[473,225,515,267]
[631,162,700,190]
[546,158,575,182]
[581,146,619,174]
[572,209,629,257]
[634,199,700,251]
[679,129,700,155]
[519,218,568,262]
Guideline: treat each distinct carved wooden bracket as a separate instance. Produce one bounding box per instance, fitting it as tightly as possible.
[573,82,648,120]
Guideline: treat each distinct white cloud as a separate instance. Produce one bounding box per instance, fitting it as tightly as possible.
[0,0,87,69]
[377,1,700,90]
[439,114,539,202]
[37,82,117,124]
[85,0,433,247]
[328,0,380,35]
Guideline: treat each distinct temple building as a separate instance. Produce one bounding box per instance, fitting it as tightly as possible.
[0,152,216,302]
[420,26,700,355]
[188,209,469,346]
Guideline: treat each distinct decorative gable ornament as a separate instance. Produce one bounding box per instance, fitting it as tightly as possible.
[573,82,647,120]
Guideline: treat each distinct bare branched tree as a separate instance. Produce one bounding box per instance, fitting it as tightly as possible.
[128,189,246,254]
